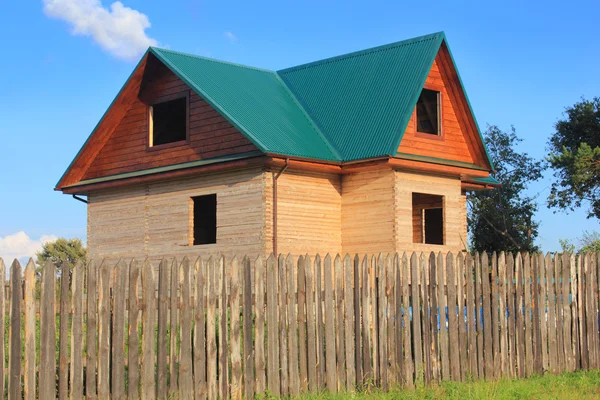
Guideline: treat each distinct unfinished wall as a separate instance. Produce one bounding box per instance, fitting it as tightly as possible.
[395,171,468,253]
[341,169,396,255]
[87,167,267,263]
[265,169,342,257]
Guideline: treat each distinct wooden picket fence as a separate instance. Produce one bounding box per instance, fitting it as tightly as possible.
[0,251,599,399]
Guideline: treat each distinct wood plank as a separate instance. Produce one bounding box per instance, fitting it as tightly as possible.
[243,257,255,400]
[306,255,318,392]
[334,254,346,390]
[386,255,397,386]
[474,253,484,379]
[179,258,194,398]
[427,253,439,383]
[230,257,243,400]
[537,254,548,374]
[128,259,141,399]
[515,254,525,378]
[71,261,85,398]
[590,253,599,369]
[446,253,460,381]
[297,255,308,392]
[498,253,509,378]
[254,256,266,395]
[344,254,356,390]
[457,253,467,381]
[546,253,558,374]
[315,255,326,389]
[532,254,543,374]
[85,260,98,399]
[466,253,477,378]
[206,257,218,400]
[585,254,596,370]
[506,254,516,378]
[194,258,207,400]
[218,256,229,400]
[378,254,389,389]
[157,259,170,398]
[141,260,157,400]
[438,252,449,381]
[491,253,500,378]
[287,255,299,396]
[355,255,364,387]
[98,261,111,397]
[523,254,533,377]
[324,254,337,392]
[58,263,70,400]
[571,254,580,371]
[112,259,128,398]
[371,255,379,384]
[401,253,413,386]
[410,252,423,382]
[23,260,36,400]
[0,259,5,399]
[561,253,573,372]
[577,254,587,371]
[556,254,566,372]
[8,260,22,400]
[482,252,493,380]
[169,258,180,398]
[266,254,280,396]
[39,260,56,400]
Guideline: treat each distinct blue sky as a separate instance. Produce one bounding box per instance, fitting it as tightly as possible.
[1,0,598,258]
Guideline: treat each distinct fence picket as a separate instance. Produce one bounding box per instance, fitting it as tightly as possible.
[112,260,127,398]
[157,259,170,398]
[537,254,547,374]
[98,261,111,397]
[561,253,573,372]
[287,255,299,396]
[8,260,22,400]
[180,258,193,398]
[546,253,558,373]
[506,254,516,378]
[410,253,422,382]
[556,255,566,372]
[243,256,255,400]
[316,255,326,389]
[344,254,356,390]
[254,256,266,394]
[491,253,500,378]
[24,260,36,400]
[86,260,98,399]
[401,253,413,386]
[438,252,449,381]
[386,255,397,386]
[306,255,318,392]
[266,254,280,396]
[230,257,242,400]
[524,254,533,377]
[355,255,364,386]
[219,256,229,400]
[71,261,84,398]
[277,254,288,397]
[194,257,207,400]
[206,257,218,400]
[498,253,509,378]
[58,263,70,400]
[298,256,308,392]
[169,258,180,397]
[427,253,439,383]
[334,254,346,390]
[39,260,56,400]
[474,253,484,379]
[446,253,460,381]
[378,254,389,389]
[141,260,156,400]
[324,254,337,392]
[457,253,467,381]
[128,259,141,399]
[466,253,477,378]
[571,254,580,371]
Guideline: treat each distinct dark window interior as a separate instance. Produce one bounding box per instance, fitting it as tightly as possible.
[151,97,187,146]
[192,194,217,245]
[424,208,444,245]
[416,88,440,135]
[412,193,444,245]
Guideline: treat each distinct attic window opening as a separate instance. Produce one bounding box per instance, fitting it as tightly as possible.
[412,193,444,245]
[149,95,188,147]
[191,194,217,245]
[416,88,441,135]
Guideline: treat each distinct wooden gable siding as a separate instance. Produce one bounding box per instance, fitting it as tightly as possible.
[82,59,258,181]
[397,48,483,166]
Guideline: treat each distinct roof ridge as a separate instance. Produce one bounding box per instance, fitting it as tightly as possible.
[150,47,275,74]
[278,32,445,74]
[274,72,342,161]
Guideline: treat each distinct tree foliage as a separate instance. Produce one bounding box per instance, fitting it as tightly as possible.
[468,125,544,253]
[35,237,86,277]
[547,97,600,219]
[560,231,600,253]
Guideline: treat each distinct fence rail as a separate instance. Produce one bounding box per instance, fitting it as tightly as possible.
[0,251,599,399]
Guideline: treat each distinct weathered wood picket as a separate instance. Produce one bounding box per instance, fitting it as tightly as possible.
[0,251,599,398]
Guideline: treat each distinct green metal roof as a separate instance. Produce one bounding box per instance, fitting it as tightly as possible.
[151,48,340,161]
[278,32,444,161]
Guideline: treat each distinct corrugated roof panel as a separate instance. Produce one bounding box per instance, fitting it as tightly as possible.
[278,32,444,161]
[151,48,340,161]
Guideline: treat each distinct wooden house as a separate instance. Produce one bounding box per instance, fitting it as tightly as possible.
[56,32,498,262]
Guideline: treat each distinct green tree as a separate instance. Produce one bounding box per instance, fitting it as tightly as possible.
[35,237,87,277]
[547,97,600,219]
[559,231,600,253]
[468,125,544,253]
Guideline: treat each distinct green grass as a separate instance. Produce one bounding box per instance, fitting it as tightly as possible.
[290,370,600,400]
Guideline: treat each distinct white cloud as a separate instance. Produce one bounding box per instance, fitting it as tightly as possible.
[0,232,58,265]
[224,31,238,43]
[43,0,158,61]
